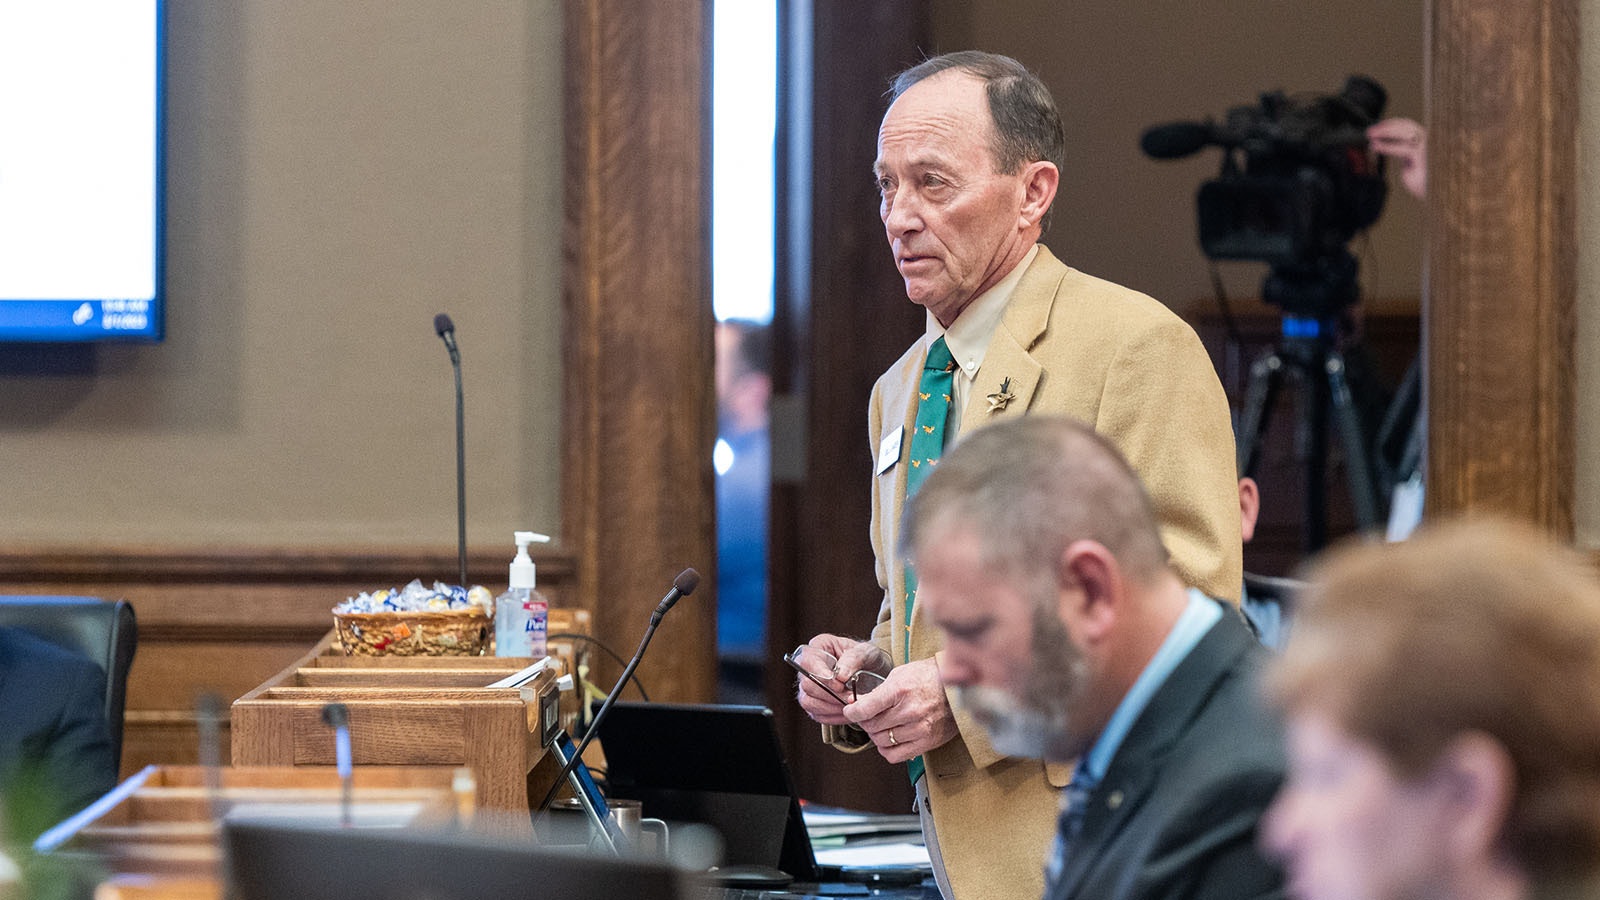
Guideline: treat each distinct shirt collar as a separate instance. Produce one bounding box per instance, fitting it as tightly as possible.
[926,244,1039,379]
[1081,588,1222,783]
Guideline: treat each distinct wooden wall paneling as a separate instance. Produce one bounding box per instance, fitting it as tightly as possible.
[1425,0,1577,532]
[0,546,575,777]
[561,0,717,702]
[767,0,928,813]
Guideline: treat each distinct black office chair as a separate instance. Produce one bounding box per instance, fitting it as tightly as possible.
[0,595,138,769]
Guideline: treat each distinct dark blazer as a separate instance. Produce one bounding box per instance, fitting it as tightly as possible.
[1047,607,1287,900]
[0,627,117,838]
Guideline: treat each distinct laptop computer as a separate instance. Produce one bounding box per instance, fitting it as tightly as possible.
[224,820,689,900]
[595,702,819,881]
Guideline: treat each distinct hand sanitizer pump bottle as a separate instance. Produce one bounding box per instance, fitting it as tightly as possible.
[494,531,550,657]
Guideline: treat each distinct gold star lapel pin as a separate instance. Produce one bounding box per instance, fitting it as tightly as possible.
[986,377,1016,413]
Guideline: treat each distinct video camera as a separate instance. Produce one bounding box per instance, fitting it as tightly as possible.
[1141,75,1390,317]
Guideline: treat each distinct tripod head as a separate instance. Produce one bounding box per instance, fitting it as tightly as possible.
[1263,248,1359,326]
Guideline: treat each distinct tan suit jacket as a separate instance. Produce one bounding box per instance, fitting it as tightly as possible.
[831,246,1242,900]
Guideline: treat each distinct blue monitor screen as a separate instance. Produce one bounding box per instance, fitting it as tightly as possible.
[0,2,164,343]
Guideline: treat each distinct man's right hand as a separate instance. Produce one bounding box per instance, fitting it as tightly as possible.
[793,634,890,726]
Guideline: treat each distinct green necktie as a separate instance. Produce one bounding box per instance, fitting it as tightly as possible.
[904,336,955,499]
[902,336,954,786]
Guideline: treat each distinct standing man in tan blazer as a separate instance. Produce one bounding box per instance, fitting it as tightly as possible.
[792,51,1242,900]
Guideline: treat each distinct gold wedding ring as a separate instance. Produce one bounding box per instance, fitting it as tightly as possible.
[888,729,898,746]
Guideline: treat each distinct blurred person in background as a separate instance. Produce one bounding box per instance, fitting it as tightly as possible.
[1264,518,1600,900]
[715,319,772,703]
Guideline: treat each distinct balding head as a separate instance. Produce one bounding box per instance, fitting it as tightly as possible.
[903,416,1168,601]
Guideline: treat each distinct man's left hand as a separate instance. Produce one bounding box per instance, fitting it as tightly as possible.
[841,657,959,764]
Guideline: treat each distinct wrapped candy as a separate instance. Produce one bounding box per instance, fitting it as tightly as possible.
[334,579,488,615]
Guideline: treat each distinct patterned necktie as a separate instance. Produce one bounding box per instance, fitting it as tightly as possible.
[904,336,955,498]
[901,337,955,787]
[1045,763,1097,892]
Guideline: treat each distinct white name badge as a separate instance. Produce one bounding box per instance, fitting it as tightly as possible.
[876,426,904,475]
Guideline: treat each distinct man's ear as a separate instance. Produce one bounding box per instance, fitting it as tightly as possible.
[1056,540,1120,644]
[1430,732,1516,865]
[1019,160,1059,229]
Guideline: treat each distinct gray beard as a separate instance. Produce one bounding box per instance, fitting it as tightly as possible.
[956,684,1063,759]
[954,604,1087,762]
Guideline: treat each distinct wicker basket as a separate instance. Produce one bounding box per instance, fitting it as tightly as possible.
[334,608,492,656]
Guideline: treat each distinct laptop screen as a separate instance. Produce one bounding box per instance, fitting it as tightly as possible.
[595,702,818,880]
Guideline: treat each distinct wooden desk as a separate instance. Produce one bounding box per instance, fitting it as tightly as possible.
[40,764,462,899]
[230,636,557,817]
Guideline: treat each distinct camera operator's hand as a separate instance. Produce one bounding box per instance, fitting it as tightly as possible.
[1367,117,1426,199]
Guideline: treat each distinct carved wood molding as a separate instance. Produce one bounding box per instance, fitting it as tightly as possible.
[561,0,717,701]
[1426,0,1577,534]
[0,546,574,583]
[0,545,577,643]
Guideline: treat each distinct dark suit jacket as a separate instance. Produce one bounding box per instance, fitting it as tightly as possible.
[0,627,117,838]
[1047,608,1286,900]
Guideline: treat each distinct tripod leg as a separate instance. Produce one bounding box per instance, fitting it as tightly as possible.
[1236,351,1284,478]
[1325,350,1381,530]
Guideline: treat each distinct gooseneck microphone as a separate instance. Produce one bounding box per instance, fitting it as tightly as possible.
[433,313,467,589]
[650,568,696,623]
[536,568,701,817]
[434,312,460,364]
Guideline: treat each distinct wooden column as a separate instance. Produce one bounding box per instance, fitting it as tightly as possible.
[1425,0,1577,534]
[562,0,717,700]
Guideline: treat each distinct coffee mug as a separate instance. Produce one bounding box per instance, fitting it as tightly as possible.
[605,798,669,855]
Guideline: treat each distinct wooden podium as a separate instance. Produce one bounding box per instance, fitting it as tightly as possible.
[230,635,560,818]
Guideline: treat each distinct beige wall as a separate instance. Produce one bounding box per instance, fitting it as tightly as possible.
[0,2,1427,553]
[0,2,564,549]
[930,0,1425,316]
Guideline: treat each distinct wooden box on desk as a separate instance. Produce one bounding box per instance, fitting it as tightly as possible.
[230,640,558,816]
[53,764,462,879]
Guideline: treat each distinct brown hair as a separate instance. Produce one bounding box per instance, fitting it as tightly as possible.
[1268,517,1600,881]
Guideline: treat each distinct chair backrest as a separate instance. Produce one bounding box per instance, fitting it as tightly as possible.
[0,596,137,768]
[1242,573,1306,651]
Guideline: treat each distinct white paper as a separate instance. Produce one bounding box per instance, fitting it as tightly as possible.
[813,841,932,868]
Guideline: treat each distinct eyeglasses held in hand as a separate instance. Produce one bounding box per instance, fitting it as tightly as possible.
[784,645,887,705]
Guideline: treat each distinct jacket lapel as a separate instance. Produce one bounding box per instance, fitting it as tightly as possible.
[887,338,931,664]
[1053,609,1259,899]
[960,246,1064,435]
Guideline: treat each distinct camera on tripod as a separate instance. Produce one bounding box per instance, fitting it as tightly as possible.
[1141,75,1389,319]
[1142,75,1403,548]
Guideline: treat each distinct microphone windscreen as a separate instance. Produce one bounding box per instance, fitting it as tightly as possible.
[321,702,349,728]
[673,568,701,596]
[433,312,455,337]
[1140,122,1213,160]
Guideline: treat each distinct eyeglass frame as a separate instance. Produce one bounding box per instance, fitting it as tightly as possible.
[783,646,887,706]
